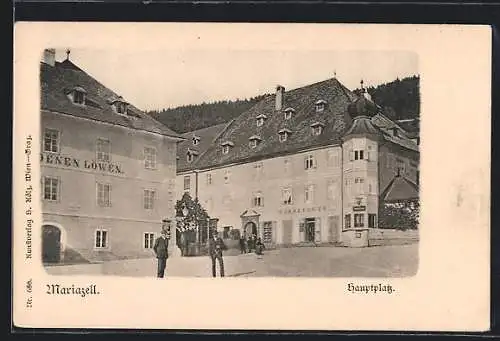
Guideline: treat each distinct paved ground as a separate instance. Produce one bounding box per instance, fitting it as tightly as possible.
[45,244,418,278]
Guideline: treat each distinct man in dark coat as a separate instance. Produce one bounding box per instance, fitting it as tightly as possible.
[153,229,169,278]
[208,231,227,277]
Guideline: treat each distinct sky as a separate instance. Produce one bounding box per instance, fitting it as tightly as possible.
[53,48,418,112]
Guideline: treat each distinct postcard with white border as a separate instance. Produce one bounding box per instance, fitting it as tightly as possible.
[13,22,491,331]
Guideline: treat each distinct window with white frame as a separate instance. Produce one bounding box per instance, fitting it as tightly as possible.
[95,229,108,248]
[368,214,377,228]
[354,177,365,194]
[144,147,157,169]
[143,189,155,210]
[284,158,290,173]
[305,184,315,204]
[224,170,231,184]
[43,128,59,153]
[327,150,339,168]
[97,183,111,207]
[279,132,288,142]
[184,176,191,191]
[304,155,316,170]
[144,232,155,249]
[284,109,294,120]
[354,214,364,227]
[354,150,365,160]
[222,145,230,154]
[206,173,212,185]
[282,187,293,205]
[327,180,337,200]
[254,162,263,180]
[312,125,323,136]
[43,176,59,201]
[192,136,200,145]
[315,100,327,112]
[345,214,352,229]
[252,192,264,207]
[96,138,111,162]
[73,89,86,105]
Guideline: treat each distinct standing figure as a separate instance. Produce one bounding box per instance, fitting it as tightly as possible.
[153,229,169,278]
[208,231,227,277]
[255,237,265,256]
[239,234,247,254]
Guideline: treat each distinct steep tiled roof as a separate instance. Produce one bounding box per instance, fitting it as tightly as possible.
[371,114,419,152]
[40,60,184,140]
[187,77,357,170]
[381,175,419,202]
[176,77,418,172]
[177,123,229,172]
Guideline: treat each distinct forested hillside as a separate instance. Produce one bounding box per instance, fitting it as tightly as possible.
[148,95,269,133]
[148,75,419,134]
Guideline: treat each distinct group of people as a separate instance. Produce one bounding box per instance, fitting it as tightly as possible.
[153,226,227,278]
[239,234,265,255]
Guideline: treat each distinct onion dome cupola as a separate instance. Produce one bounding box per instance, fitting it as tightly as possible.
[347,79,378,118]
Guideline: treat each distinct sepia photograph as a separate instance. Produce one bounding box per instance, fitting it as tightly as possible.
[13,23,490,331]
[39,48,420,278]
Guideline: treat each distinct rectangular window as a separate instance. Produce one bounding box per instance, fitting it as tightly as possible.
[144,147,157,169]
[368,214,377,228]
[327,180,337,200]
[354,150,364,160]
[96,138,111,162]
[305,184,315,204]
[254,162,263,180]
[43,128,59,153]
[327,150,338,168]
[143,189,155,210]
[74,91,85,105]
[354,214,364,227]
[284,158,290,173]
[223,227,230,239]
[396,159,406,176]
[43,176,59,201]
[345,214,352,229]
[252,192,264,207]
[144,232,155,249]
[305,155,316,170]
[206,173,212,185]
[184,176,190,191]
[282,187,293,205]
[279,132,288,142]
[97,183,111,207]
[95,229,108,248]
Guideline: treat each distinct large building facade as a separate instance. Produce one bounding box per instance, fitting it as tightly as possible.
[176,77,419,247]
[40,49,184,263]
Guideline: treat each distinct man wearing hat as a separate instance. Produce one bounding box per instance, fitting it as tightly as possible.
[153,221,170,278]
[208,229,227,277]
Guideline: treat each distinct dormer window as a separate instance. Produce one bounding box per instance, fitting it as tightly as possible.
[310,122,325,136]
[108,96,129,115]
[278,128,292,142]
[114,101,128,115]
[392,127,399,137]
[68,86,86,105]
[284,107,295,120]
[221,141,234,155]
[256,114,268,127]
[248,135,262,149]
[192,135,200,146]
[315,100,327,112]
[186,148,199,163]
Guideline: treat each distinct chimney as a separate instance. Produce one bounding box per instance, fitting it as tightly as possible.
[275,85,285,111]
[42,48,56,66]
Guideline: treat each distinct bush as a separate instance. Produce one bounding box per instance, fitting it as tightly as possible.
[379,199,419,230]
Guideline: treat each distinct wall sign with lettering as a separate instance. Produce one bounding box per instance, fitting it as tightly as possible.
[40,153,124,174]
